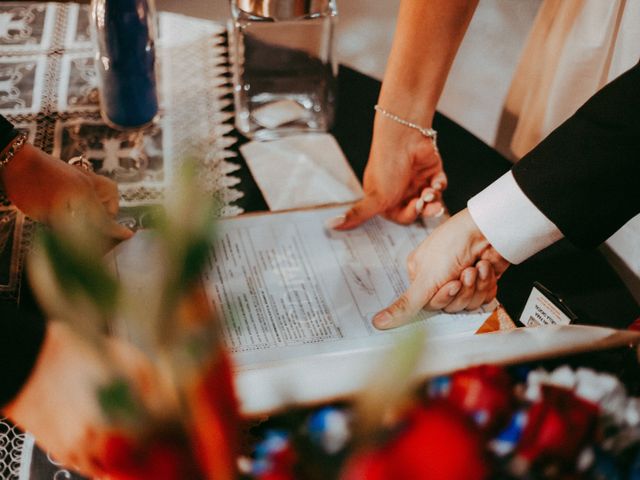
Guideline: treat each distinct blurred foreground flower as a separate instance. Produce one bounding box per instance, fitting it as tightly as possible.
[28,163,239,479]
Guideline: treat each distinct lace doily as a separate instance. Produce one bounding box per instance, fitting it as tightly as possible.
[0,3,243,478]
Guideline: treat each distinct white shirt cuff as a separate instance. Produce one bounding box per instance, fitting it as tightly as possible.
[467,171,563,264]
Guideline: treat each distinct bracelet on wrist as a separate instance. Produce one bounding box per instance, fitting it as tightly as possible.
[0,132,28,170]
[374,105,438,150]
[68,154,94,172]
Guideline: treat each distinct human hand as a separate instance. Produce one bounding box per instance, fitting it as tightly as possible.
[2,144,132,242]
[2,322,157,477]
[373,208,510,329]
[328,113,447,230]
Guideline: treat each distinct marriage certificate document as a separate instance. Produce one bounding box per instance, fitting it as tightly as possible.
[204,206,492,369]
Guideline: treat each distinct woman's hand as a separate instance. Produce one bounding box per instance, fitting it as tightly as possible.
[2,144,132,241]
[329,114,447,230]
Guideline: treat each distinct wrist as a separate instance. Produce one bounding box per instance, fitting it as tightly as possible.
[458,208,492,260]
[377,87,435,127]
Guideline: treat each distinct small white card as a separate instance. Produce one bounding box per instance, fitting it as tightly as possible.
[519,283,575,327]
[240,133,364,211]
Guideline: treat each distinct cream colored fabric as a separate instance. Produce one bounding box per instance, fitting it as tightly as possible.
[495,0,640,297]
[499,0,640,160]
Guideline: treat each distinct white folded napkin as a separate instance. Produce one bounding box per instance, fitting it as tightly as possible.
[240,133,364,211]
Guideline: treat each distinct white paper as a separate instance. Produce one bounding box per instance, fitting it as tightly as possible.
[203,206,491,369]
[108,210,640,416]
[240,134,363,211]
[236,324,640,415]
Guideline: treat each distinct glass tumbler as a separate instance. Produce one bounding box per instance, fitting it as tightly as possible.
[230,0,338,140]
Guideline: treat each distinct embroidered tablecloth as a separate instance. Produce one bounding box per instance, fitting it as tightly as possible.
[0,3,243,478]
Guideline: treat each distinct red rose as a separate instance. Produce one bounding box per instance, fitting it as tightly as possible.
[341,402,489,480]
[447,365,515,435]
[189,350,239,480]
[341,450,387,480]
[516,385,599,468]
[100,430,200,480]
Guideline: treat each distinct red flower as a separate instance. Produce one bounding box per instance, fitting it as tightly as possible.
[516,385,599,468]
[447,365,515,435]
[189,350,240,480]
[628,317,640,331]
[342,402,489,480]
[100,430,201,480]
[340,450,387,480]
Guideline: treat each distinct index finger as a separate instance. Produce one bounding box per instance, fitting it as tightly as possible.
[372,278,434,330]
[332,194,382,230]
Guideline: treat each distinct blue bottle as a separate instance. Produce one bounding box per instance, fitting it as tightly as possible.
[92,0,159,129]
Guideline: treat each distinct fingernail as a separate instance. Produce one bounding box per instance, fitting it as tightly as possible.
[373,311,393,328]
[433,181,443,190]
[421,191,435,203]
[479,263,489,280]
[324,214,346,230]
[464,270,474,286]
[449,283,461,296]
[415,198,425,215]
[433,206,445,218]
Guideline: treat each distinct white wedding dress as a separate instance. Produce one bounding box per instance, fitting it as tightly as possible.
[500,0,640,299]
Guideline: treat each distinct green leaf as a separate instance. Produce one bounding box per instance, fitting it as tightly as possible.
[38,229,119,320]
[97,377,142,426]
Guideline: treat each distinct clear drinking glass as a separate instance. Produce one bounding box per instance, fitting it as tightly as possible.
[230,0,338,140]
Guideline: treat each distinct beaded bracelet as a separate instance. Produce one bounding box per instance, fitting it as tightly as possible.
[374,105,438,150]
[0,132,28,170]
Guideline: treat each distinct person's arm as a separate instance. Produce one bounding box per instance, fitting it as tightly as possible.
[469,61,640,264]
[0,308,109,475]
[331,0,479,229]
[0,114,131,241]
[3,320,158,477]
[379,0,479,125]
[1,143,132,241]
[373,62,640,329]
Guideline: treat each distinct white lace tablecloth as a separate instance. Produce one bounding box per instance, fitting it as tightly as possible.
[0,3,243,478]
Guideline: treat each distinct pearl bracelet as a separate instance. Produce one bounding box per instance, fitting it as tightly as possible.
[374,105,438,150]
[0,132,28,170]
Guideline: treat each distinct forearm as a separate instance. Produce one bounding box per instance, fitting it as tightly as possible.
[512,62,640,248]
[378,0,479,125]
[1,144,58,214]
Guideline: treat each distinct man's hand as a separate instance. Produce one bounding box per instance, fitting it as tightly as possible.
[2,144,132,241]
[372,208,510,329]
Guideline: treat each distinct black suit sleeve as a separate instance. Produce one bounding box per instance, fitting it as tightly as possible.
[0,115,17,150]
[512,61,640,248]
[0,305,46,408]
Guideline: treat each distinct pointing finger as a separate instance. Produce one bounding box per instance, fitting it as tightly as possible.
[330,195,382,231]
[372,277,434,330]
